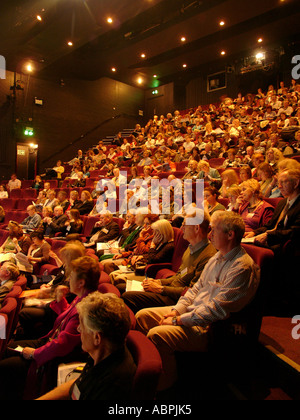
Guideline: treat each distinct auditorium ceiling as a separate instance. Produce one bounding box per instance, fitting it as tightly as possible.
[0,0,299,88]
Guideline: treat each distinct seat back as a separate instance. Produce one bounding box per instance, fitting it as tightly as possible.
[126,330,162,400]
[0,297,17,352]
[171,227,189,272]
[0,313,8,359]
[14,275,28,291]
[4,285,23,336]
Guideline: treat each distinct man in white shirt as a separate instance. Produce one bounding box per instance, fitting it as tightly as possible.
[183,137,195,153]
[7,174,21,192]
[136,211,260,390]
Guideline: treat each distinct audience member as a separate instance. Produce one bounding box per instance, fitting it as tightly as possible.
[0,262,20,308]
[0,256,100,400]
[122,210,216,313]
[136,211,260,391]
[20,205,42,231]
[37,292,136,400]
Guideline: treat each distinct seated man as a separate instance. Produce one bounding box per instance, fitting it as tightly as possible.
[122,210,217,314]
[42,205,68,237]
[182,160,199,180]
[37,292,136,400]
[20,205,42,231]
[6,174,21,192]
[86,211,120,249]
[245,169,300,252]
[136,211,260,391]
[0,262,20,309]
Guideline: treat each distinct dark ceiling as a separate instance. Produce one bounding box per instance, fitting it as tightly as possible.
[0,0,299,89]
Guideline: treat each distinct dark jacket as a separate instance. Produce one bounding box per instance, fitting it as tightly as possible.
[254,195,300,248]
[90,221,120,244]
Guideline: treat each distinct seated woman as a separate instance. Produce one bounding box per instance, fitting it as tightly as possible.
[239,165,252,183]
[257,162,275,198]
[0,255,100,400]
[0,221,31,261]
[60,209,84,238]
[75,190,94,215]
[204,186,226,216]
[17,242,86,339]
[226,185,241,211]
[266,147,284,173]
[222,148,242,168]
[0,185,8,199]
[103,212,154,274]
[235,179,274,233]
[31,175,43,192]
[26,231,51,269]
[219,168,240,198]
[109,218,175,286]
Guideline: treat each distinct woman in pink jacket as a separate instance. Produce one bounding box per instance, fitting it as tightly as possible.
[0,256,100,400]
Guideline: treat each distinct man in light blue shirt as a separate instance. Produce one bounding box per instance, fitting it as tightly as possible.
[136,211,260,391]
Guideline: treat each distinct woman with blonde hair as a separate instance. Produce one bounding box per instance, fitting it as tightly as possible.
[236,178,274,233]
[219,169,240,198]
[76,190,94,215]
[17,241,86,338]
[266,147,284,172]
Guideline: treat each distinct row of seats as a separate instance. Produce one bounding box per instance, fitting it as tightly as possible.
[0,265,162,400]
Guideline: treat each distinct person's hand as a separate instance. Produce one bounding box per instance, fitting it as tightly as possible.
[254,232,268,245]
[143,279,163,294]
[244,231,255,239]
[55,285,69,303]
[159,310,179,325]
[22,347,35,360]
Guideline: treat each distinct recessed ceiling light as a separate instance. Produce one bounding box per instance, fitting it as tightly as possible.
[36,15,42,22]
[258,38,263,43]
[219,20,225,26]
[111,67,116,72]
[221,50,226,55]
[181,37,186,42]
[141,53,146,58]
[26,64,33,72]
[183,64,187,68]
[67,41,73,46]
[107,17,113,24]
[137,77,143,85]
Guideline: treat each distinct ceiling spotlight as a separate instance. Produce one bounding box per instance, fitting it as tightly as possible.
[183,64,187,68]
[67,41,73,46]
[181,37,186,42]
[219,20,225,26]
[111,67,116,72]
[221,50,226,55]
[26,63,33,72]
[107,17,113,24]
[36,15,42,22]
[153,74,157,78]
[141,53,146,58]
[137,77,143,85]
[258,38,263,43]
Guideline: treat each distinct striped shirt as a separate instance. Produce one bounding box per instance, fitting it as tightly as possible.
[173,246,260,328]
